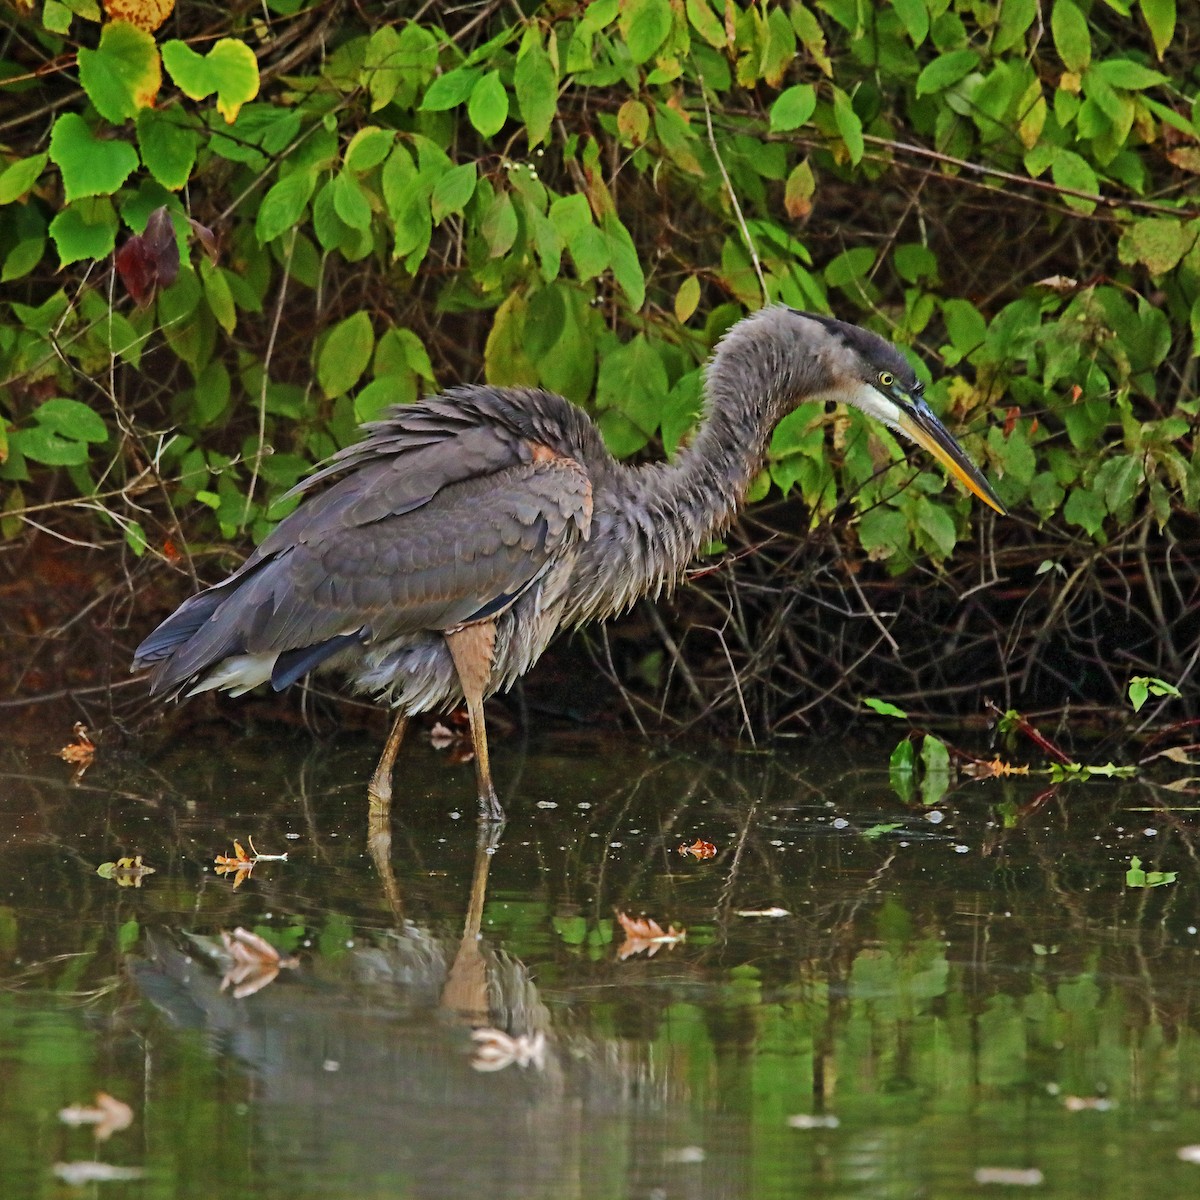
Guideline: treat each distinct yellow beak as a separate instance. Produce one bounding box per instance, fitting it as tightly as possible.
[895,396,1007,515]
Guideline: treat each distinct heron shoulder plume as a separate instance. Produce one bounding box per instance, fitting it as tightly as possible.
[134,303,1002,822]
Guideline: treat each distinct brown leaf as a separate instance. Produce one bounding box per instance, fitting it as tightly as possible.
[615,911,686,959]
[115,206,179,308]
[678,838,716,859]
[102,0,175,32]
[218,927,298,998]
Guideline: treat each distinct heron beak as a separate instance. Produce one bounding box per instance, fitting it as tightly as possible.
[893,393,1007,515]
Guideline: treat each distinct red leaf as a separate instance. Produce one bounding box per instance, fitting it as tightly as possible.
[115,206,179,307]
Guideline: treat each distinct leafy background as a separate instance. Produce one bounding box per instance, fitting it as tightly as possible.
[0,0,1197,734]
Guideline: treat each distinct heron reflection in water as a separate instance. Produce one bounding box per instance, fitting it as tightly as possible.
[134,306,1005,820]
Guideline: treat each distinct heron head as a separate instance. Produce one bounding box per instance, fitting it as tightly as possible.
[796,311,1007,516]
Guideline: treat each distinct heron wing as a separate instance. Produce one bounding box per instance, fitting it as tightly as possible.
[139,442,592,695]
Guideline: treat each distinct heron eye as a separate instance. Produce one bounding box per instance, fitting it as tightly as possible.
[878,371,895,388]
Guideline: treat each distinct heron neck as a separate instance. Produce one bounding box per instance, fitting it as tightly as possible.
[567,311,828,623]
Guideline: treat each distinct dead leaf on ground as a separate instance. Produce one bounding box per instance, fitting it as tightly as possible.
[58,1092,134,1141]
[615,911,686,960]
[470,1028,547,1072]
[219,927,298,998]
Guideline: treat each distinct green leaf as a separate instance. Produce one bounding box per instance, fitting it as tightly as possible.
[136,107,198,191]
[1063,485,1106,536]
[1117,217,1189,275]
[596,334,668,434]
[3,234,46,282]
[49,113,139,202]
[317,311,375,399]
[1088,59,1168,91]
[1139,0,1176,58]
[831,88,863,164]
[825,246,875,287]
[602,213,645,310]
[161,38,260,123]
[1128,675,1180,711]
[43,0,72,33]
[1051,148,1099,213]
[0,153,48,204]
[345,126,395,173]
[200,259,236,333]
[891,0,930,44]
[331,169,373,231]
[363,23,438,111]
[420,67,481,111]
[514,44,557,147]
[686,0,725,47]
[621,0,673,64]
[769,84,817,132]
[77,20,161,124]
[1051,0,1091,72]
[916,497,957,558]
[430,162,476,223]
[48,196,118,266]
[33,398,108,442]
[675,274,701,323]
[915,49,980,96]
[18,426,90,466]
[467,70,509,138]
[256,169,316,245]
[864,697,909,719]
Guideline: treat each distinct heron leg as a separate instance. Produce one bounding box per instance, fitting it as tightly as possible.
[444,620,504,824]
[368,712,409,808]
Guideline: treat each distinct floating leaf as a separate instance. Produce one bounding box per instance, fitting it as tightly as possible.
[615,911,686,959]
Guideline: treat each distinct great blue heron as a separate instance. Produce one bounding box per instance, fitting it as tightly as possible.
[134,306,1005,820]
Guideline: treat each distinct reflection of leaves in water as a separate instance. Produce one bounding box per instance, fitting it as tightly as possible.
[470,1028,546,1073]
[615,912,685,960]
[58,1091,133,1141]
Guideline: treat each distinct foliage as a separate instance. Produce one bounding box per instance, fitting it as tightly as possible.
[0,0,1198,722]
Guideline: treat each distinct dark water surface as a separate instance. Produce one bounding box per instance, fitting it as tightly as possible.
[2,720,1200,1199]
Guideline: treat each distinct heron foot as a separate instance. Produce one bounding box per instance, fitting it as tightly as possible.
[478,786,505,825]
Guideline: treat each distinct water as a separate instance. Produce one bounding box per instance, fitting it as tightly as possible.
[2,720,1200,1198]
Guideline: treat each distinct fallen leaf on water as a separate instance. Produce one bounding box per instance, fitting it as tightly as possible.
[58,1092,134,1141]
[678,838,716,859]
[736,907,791,918]
[1063,1095,1114,1111]
[470,1028,546,1072]
[219,927,298,998]
[96,857,156,887]
[57,723,95,781]
[960,757,1030,780]
[1178,1145,1200,1163]
[214,836,287,889]
[54,1162,145,1185]
[615,911,686,959]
